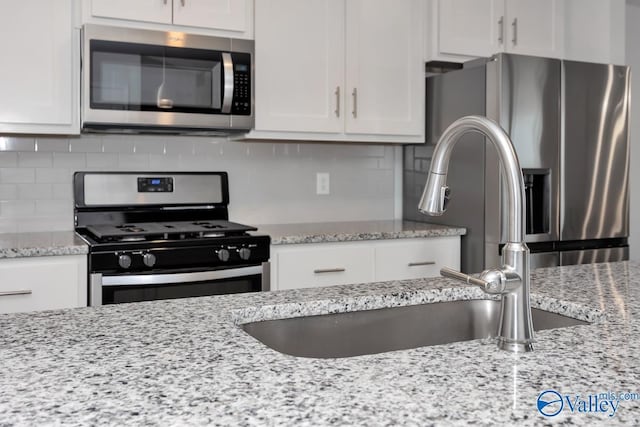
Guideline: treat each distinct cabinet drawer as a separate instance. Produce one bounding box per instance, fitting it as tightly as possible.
[275,244,374,290]
[0,255,87,314]
[374,237,460,282]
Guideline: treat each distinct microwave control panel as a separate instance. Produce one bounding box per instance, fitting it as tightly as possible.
[231,53,251,115]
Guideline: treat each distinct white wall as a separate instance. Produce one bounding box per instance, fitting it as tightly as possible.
[0,135,398,233]
[627,1,640,259]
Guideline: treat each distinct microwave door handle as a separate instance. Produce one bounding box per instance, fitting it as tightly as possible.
[221,52,234,114]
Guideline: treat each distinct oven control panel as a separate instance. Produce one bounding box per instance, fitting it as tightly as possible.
[137,177,174,192]
[89,236,270,273]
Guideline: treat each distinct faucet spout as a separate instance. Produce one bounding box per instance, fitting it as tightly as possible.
[419,115,525,243]
[419,115,534,352]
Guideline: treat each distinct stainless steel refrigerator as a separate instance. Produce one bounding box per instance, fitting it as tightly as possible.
[403,53,630,273]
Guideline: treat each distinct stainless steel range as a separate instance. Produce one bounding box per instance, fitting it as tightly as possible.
[74,172,270,306]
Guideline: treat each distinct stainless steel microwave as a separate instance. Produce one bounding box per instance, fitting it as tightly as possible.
[81,24,254,134]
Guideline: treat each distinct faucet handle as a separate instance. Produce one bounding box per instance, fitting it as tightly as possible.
[440,267,506,294]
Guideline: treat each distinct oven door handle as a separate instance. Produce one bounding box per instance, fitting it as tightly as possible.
[101,266,263,287]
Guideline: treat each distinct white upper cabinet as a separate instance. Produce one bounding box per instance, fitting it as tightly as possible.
[173,0,247,32]
[0,0,79,135]
[345,0,424,136]
[255,0,344,133]
[86,0,253,37]
[434,0,564,59]
[506,0,564,57]
[437,0,503,58]
[250,0,425,143]
[563,0,625,64]
[91,0,172,24]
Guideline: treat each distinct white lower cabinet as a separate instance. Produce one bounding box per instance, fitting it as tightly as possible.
[374,238,459,282]
[0,255,87,314]
[274,243,374,290]
[270,237,460,291]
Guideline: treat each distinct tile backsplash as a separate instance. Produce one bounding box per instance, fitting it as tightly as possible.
[0,135,398,233]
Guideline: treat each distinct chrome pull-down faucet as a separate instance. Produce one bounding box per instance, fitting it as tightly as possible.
[419,115,534,352]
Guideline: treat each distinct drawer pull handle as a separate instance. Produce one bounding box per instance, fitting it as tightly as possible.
[313,268,346,274]
[408,261,436,267]
[0,290,32,297]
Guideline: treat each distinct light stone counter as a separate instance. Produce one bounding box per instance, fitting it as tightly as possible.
[0,262,639,425]
[0,231,88,259]
[256,220,466,245]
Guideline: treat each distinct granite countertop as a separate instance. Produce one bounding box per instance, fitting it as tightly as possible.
[256,220,467,245]
[1,261,639,425]
[0,231,88,259]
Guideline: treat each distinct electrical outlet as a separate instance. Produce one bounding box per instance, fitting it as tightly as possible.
[316,172,330,195]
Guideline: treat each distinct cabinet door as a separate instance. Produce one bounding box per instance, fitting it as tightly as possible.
[563,0,625,64]
[374,238,460,282]
[254,0,344,133]
[345,0,424,136]
[274,244,374,290]
[437,0,504,57]
[505,0,564,58]
[0,0,79,134]
[173,0,247,32]
[91,0,172,24]
[0,255,87,314]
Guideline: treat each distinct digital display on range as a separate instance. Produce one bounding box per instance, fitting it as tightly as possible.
[137,177,174,192]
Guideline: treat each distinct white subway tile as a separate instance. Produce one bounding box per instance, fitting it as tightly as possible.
[36,138,70,152]
[0,218,18,233]
[149,154,183,169]
[0,137,35,152]
[86,153,118,168]
[0,200,35,217]
[18,152,53,168]
[53,152,87,169]
[134,138,165,154]
[0,168,35,184]
[35,199,73,215]
[69,137,102,153]
[164,139,195,155]
[0,184,18,200]
[118,153,150,169]
[52,184,73,200]
[16,216,73,232]
[18,184,54,200]
[0,152,18,167]
[36,168,74,184]
[193,139,223,156]
[102,137,135,153]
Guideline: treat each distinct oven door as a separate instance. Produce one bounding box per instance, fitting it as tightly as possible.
[90,264,269,306]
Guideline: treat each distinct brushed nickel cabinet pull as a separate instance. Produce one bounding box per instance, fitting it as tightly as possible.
[0,290,32,297]
[498,16,504,44]
[512,18,518,45]
[313,268,346,274]
[335,86,340,117]
[408,261,436,267]
[351,88,358,118]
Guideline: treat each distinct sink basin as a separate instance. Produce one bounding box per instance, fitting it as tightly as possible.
[241,299,589,358]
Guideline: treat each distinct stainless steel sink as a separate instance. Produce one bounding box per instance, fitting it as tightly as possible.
[241,299,589,358]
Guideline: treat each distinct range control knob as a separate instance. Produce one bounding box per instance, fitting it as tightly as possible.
[142,253,156,268]
[237,247,251,260]
[216,248,230,262]
[118,254,132,269]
